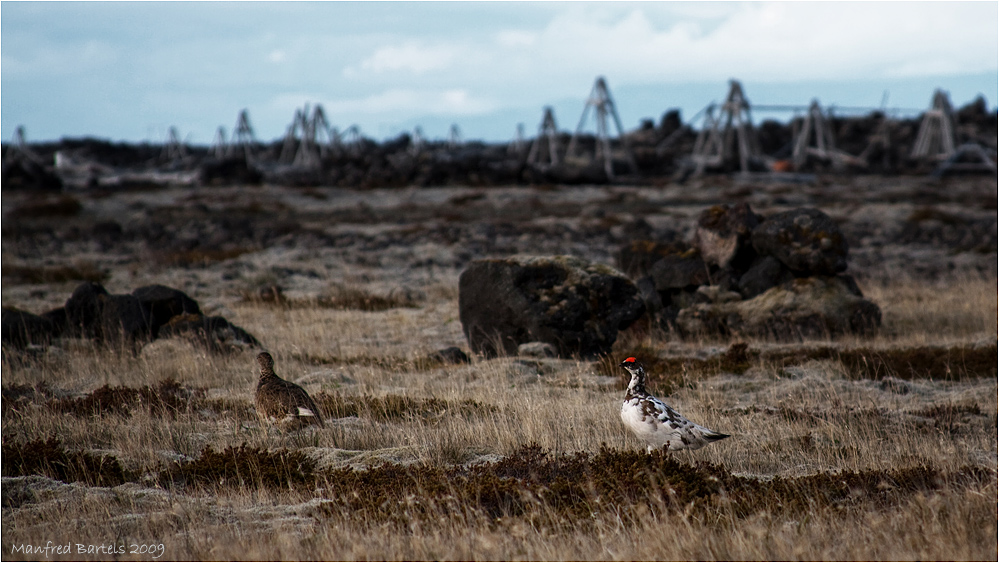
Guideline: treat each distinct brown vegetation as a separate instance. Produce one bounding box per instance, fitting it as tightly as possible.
[1,179,995,560]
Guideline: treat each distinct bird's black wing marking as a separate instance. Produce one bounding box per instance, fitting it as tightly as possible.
[646,396,689,430]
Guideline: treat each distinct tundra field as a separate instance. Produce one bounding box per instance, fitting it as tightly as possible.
[2,175,997,561]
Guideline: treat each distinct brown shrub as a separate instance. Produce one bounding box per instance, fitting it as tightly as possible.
[2,437,129,486]
[11,196,82,218]
[47,379,204,418]
[762,344,997,380]
[2,262,108,284]
[161,444,315,489]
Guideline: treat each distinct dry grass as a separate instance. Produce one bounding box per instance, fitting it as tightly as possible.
[2,274,996,561]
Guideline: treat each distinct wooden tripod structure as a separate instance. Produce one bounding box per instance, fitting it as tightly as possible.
[226,109,256,162]
[910,89,956,160]
[211,127,227,159]
[279,108,308,164]
[280,104,332,168]
[161,127,187,163]
[5,126,46,167]
[508,123,526,157]
[857,113,893,170]
[565,76,637,178]
[448,124,463,150]
[332,125,363,157]
[526,106,561,168]
[690,80,762,175]
[792,100,865,170]
[409,126,425,156]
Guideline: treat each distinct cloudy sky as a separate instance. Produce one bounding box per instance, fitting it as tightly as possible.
[3,1,997,145]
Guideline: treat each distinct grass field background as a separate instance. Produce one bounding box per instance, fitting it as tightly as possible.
[3,270,996,560]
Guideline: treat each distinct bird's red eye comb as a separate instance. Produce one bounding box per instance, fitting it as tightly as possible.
[624,357,637,363]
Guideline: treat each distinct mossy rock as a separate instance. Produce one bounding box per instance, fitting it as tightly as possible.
[459,255,645,358]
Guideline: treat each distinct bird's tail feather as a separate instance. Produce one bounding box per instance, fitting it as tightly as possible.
[704,430,730,442]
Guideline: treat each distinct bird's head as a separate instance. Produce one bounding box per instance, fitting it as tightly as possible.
[257,351,275,374]
[619,356,642,373]
[619,356,647,390]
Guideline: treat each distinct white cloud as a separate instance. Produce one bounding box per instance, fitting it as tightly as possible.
[518,2,998,83]
[340,3,995,90]
[321,3,997,119]
[267,50,286,63]
[353,42,457,74]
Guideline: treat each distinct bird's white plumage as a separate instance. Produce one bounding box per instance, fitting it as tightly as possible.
[619,357,729,452]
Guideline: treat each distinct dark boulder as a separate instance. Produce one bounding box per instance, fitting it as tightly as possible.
[616,239,685,278]
[97,295,150,346]
[647,251,711,291]
[1,307,56,349]
[634,276,663,316]
[459,256,645,358]
[693,203,761,270]
[64,282,151,346]
[752,208,848,275]
[737,255,795,299]
[132,284,201,338]
[64,281,110,335]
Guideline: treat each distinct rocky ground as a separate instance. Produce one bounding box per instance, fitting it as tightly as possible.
[2,174,995,318]
[1,175,996,560]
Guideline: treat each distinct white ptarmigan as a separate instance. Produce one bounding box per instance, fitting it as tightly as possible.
[254,352,326,430]
[619,357,728,452]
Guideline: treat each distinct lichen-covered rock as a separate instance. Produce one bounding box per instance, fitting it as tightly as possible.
[459,255,645,358]
[751,208,848,275]
[693,203,761,269]
[676,276,881,340]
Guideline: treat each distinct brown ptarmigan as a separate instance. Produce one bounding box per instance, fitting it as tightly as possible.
[254,352,325,430]
[619,357,728,452]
